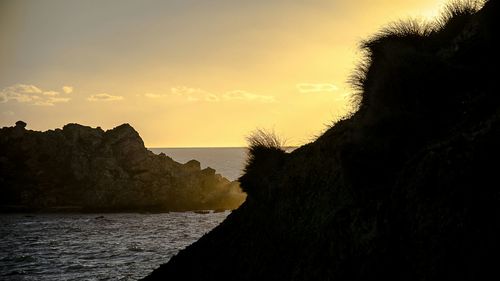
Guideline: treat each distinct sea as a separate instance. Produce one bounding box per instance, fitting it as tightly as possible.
[0,147,249,281]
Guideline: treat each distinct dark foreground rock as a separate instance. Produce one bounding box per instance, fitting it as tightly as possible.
[143,1,500,280]
[0,122,245,212]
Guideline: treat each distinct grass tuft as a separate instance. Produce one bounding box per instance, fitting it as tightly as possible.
[246,128,286,152]
[347,0,484,112]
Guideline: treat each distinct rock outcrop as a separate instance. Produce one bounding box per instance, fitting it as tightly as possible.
[0,123,245,212]
[143,1,500,280]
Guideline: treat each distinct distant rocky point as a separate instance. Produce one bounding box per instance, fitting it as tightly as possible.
[0,122,246,212]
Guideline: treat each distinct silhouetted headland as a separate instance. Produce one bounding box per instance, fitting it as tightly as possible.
[0,122,245,212]
[143,1,500,280]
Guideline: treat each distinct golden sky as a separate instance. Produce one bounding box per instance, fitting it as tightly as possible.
[0,0,449,147]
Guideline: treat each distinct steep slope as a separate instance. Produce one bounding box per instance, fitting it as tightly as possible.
[0,122,245,212]
[143,1,500,280]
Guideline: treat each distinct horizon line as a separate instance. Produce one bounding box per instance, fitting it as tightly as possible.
[147,146,299,149]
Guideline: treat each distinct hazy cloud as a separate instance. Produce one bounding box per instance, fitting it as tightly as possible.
[171,86,206,96]
[296,83,339,93]
[144,93,165,98]
[62,86,73,94]
[205,93,220,102]
[170,86,274,103]
[49,97,71,103]
[171,86,219,102]
[87,93,124,102]
[34,97,71,106]
[43,91,60,96]
[0,84,71,106]
[223,90,276,103]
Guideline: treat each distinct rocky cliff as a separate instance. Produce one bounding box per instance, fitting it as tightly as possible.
[143,1,500,280]
[0,122,245,212]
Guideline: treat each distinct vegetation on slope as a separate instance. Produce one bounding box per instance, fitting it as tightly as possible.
[144,1,500,280]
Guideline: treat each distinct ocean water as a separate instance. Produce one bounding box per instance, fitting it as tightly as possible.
[0,148,247,281]
[0,212,229,281]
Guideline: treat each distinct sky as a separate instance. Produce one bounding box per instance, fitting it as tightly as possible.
[0,0,450,147]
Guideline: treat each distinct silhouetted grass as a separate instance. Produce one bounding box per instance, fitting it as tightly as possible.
[348,58,370,110]
[438,0,483,26]
[240,129,287,197]
[366,19,435,48]
[246,128,286,152]
[348,0,483,113]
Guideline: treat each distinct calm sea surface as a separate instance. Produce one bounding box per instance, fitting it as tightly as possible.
[0,212,229,281]
[0,148,247,281]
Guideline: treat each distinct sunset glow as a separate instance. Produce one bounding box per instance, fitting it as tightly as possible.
[0,0,446,147]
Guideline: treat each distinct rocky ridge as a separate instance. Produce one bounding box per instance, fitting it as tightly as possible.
[0,122,245,212]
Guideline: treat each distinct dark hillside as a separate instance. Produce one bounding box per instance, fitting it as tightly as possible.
[144,1,500,280]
